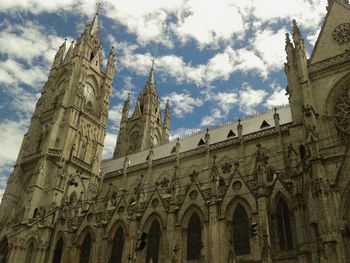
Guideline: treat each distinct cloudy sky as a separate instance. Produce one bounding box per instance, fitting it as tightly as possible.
[0,0,328,199]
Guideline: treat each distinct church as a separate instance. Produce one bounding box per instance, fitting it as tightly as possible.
[0,0,350,262]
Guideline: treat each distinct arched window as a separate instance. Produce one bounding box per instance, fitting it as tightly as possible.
[110,227,125,263]
[79,233,92,263]
[276,198,293,250]
[24,242,36,263]
[33,208,38,218]
[146,221,161,263]
[187,213,202,260]
[52,238,64,263]
[232,204,250,255]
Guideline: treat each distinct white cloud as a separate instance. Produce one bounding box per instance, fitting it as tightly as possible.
[163,92,203,118]
[239,84,268,113]
[265,87,289,107]
[214,92,238,114]
[108,104,124,131]
[251,28,287,75]
[0,119,29,173]
[174,0,244,48]
[200,108,224,127]
[102,132,116,160]
[0,21,65,66]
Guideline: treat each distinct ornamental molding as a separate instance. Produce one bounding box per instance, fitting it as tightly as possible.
[308,51,350,75]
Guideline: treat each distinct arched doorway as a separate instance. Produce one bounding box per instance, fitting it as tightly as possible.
[52,237,64,263]
[79,233,92,263]
[0,237,9,263]
[110,227,125,263]
[146,220,161,263]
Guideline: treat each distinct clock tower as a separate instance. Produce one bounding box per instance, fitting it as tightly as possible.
[0,13,115,226]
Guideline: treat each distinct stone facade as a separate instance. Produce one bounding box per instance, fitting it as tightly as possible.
[1,1,350,263]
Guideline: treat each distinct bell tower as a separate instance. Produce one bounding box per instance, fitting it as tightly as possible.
[113,62,170,158]
[0,13,115,226]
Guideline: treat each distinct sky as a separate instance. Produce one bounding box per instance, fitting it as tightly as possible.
[0,0,328,200]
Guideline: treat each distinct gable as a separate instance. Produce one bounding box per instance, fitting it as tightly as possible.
[310,1,350,64]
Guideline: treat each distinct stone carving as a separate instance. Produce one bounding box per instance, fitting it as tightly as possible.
[332,23,350,44]
[334,87,350,141]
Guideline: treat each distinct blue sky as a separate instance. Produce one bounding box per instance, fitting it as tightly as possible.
[0,0,328,199]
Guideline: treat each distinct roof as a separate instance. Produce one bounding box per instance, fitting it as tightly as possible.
[101,105,292,175]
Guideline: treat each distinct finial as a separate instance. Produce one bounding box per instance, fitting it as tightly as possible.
[238,118,241,125]
[274,107,277,114]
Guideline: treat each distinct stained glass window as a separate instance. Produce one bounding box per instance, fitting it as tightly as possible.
[232,205,250,255]
[187,213,202,260]
[79,233,92,263]
[276,198,293,250]
[146,221,161,263]
[52,238,64,263]
[110,227,125,263]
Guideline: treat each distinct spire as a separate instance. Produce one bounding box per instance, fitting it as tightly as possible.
[143,59,157,95]
[121,93,131,122]
[51,39,66,69]
[292,19,304,48]
[163,99,170,129]
[89,2,101,36]
[64,41,75,63]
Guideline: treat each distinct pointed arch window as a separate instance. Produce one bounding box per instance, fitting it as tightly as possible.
[276,198,293,250]
[146,221,161,263]
[79,233,92,263]
[24,242,36,263]
[52,238,64,263]
[232,205,251,255]
[187,213,202,260]
[110,227,125,263]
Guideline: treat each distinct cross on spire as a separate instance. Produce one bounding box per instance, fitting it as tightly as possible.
[95,0,102,15]
[151,58,156,71]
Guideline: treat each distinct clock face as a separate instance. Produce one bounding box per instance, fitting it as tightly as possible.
[84,83,95,102]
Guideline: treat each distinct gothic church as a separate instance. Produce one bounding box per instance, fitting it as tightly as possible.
[0,0,350,262]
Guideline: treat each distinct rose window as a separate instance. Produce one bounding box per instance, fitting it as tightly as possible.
[332,23,350,44]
